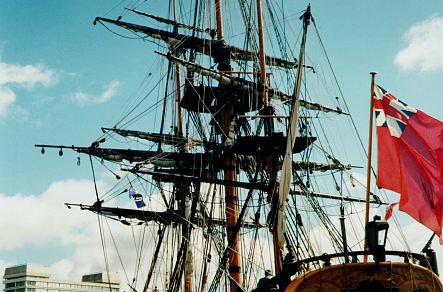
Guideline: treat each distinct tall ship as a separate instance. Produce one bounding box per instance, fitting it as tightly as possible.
[37,1,443,291]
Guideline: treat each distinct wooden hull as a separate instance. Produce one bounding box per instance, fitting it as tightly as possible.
[286,262,443,291]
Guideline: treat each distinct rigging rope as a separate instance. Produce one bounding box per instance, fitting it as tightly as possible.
[207,165,261,292]
[293,170,345,253]
[88,154,114,292]
[311,19,375,180]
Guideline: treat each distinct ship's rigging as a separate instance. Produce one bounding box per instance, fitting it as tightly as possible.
[36,1,441,292]
[35,2,381,290]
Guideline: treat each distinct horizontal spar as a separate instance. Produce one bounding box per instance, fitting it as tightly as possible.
[65,203,265,228]
[124,168,386,205]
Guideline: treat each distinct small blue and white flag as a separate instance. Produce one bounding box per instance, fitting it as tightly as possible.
[128,186,146,208]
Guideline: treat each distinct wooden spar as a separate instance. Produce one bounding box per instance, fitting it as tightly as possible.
[274,4,311,272]
[173,0,183,136]
[127,8,213,35]
[364,71,377,262]
[94,16,297,68]
[255,0,279,274]
[215,0,224,40]
[256,0,268,106]
[256,6,278,262]
[214,0,241,290]
[238,114,289,119]
[172,1,191,290]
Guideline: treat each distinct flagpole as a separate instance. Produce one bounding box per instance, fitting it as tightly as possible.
[364,71,377,262]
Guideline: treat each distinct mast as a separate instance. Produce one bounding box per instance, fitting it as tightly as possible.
[173,0,184,136]
[214,0,241,290]
[256,0,268,107]
[275,4,312,271]
[171,1,192,290]
[339,204,350,263]
[214,0,224,41]
[170,1,194,291]
[255,0,280,274]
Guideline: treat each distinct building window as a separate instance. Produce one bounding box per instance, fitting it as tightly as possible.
[35,282,47,287]
[48,282,59,288]
[5,283,15,288]
[16,281,25,288]
[27,281,36,286]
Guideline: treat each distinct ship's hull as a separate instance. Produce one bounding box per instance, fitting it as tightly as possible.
[286,262,443,291]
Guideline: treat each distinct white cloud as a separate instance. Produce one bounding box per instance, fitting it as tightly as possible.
[0,62,57,88]
[0,179,101,250]
[395,15,443,72]
[2,177,442,289]
[69,80,120,106]
[0,61,57,119]
[0,178,161,288]
[0,86,15,118]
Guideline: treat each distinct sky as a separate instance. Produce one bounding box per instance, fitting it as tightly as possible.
[2,0,443,289]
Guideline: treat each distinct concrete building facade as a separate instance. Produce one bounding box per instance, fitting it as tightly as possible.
[3,264,120,292]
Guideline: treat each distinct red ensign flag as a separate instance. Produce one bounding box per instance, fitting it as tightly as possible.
[374,85,443,240]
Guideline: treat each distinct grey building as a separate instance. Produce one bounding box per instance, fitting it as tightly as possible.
[3,264,120,292]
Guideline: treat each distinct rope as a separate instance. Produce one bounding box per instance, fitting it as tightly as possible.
[89,154,113,291]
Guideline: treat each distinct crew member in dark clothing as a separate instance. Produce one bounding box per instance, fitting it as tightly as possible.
[257,269,273,288]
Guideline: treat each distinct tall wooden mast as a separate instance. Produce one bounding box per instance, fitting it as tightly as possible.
[173,0,183,136]
[172,1,192,291]
[255,0,281,274]
[275,4,312,272]
[214,0,241,290]
[256,0,268,107]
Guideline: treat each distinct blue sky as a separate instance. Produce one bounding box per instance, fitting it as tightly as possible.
[2,0,443,287]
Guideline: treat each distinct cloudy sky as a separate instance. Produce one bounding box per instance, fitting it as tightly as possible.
[1,0,443,289]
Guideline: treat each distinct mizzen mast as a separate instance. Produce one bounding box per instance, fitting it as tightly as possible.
[214,1,242,290]
[253,0,283,273]
[256,0,268,108]
[275,4,312,272]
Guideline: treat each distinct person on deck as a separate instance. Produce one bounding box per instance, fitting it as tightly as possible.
[257,269,273,288]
